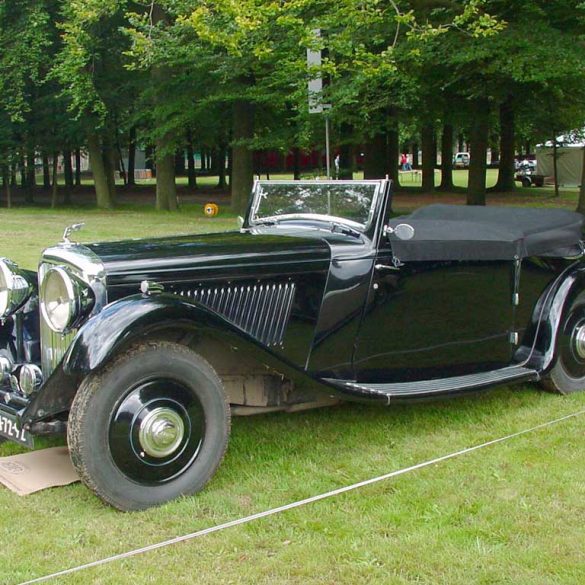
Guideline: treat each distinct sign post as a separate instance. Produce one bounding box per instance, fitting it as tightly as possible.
[307,30,332,178]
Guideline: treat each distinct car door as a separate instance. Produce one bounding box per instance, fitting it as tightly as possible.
[353,239,516,384]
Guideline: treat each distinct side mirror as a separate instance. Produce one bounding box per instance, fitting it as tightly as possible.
[385,223,415,241]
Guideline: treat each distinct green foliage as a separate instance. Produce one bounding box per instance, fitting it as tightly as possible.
[1,0,585,204]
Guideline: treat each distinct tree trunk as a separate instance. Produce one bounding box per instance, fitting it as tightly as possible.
[75,149,81,186]
[127,128,136,187]
[337,123,353,180]
[458,133,465,153]
[421,124,436,192]
[151,4,177,209]
[51,153,59,208]
[63,150,73,204]
[467,104,490,205]
[363,133,387,179]
[231,99,255,214]
[174,150,186,177]
[3,166,11,208]
[19,154,26,187]
[552,134,559,198]
[63,151,73,188]
[200,148,207,172]
[26,150,36,195]
[412,143,419,168]
[494,98,516,192]
[5,175,11,208]
[576,147,585,214]
[186,131,197,189]
[292,147,301,180]
[388,126,401,189]
[438,124,454,191]
[217,143,227,189]
[227,147,233,187]
[42,155,51,189]
[87,133,114,208]
[145,146,155,177]
[117,143,127,187]
[103,144,117,205]
[490,145,499,165]
[20,153,32,204]
[155,149,177,211]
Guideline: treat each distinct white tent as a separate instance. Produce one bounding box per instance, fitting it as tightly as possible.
[536,144,584,186]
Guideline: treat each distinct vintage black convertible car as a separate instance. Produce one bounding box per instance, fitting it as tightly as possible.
[1,179,584,510]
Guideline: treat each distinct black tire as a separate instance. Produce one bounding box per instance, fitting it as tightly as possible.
[68,341,230,511]
[521,177,531,188]
[541,292,585,394]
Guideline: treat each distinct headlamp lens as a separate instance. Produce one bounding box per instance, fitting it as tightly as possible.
[41,267,76,332]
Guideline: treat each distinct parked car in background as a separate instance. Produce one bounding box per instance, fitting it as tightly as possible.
[1,180,584,510]
[515,159,544,187]
[453,152,470,168]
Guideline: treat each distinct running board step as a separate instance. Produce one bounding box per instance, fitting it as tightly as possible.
[324,366,538,401]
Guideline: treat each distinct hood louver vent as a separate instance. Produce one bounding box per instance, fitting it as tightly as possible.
[175,282,296,346]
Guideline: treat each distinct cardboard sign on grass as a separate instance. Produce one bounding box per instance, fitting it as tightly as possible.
[0,446,79,496]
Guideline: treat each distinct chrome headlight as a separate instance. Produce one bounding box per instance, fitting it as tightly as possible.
[40,266,94,333]
[0,259,35,319]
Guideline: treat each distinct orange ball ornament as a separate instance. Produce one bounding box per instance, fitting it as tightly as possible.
[204,203,219,217]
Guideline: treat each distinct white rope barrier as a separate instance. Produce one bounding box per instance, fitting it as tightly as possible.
[17,407,585,585]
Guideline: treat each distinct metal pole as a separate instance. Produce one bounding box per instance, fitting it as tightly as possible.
[325,115,331,179]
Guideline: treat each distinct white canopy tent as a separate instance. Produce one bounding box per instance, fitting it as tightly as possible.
[536,139,584,187]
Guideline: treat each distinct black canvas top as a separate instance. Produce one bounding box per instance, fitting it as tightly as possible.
[387,204,584,262]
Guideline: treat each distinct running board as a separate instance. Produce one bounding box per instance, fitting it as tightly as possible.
[324,366,538,402]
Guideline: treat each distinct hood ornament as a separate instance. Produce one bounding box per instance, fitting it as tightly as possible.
[62,223,85,245]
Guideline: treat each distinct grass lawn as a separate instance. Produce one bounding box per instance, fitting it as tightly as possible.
[1,198,585,584]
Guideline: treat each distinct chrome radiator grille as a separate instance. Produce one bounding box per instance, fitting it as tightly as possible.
[38,247,106,377]
[39,260,78,376]
[40,324,77,375]
[176,282,296,346]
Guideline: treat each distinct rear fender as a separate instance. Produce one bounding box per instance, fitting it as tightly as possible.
[516,261,585,372]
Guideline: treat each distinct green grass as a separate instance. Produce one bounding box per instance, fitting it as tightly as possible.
[1,202,585,584]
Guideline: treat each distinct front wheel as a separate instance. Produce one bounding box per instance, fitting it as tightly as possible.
[541,293,585,394]
[68,341,230,511]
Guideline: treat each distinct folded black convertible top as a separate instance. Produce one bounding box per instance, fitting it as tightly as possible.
[387,204,584,262]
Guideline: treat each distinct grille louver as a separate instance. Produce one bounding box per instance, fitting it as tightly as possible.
[176,282,296,346]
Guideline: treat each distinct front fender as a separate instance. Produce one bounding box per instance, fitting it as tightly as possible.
[24,293,392,425]
[63,293,275,375]
[60,292,389,403]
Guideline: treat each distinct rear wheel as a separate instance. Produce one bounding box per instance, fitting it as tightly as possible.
[68,341,230,510]
[541,293,585,394]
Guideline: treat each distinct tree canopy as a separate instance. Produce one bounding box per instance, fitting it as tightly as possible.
[1,0,585,210]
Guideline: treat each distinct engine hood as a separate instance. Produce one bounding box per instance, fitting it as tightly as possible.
[83,230,331,289]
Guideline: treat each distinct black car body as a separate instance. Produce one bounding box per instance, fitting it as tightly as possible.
[1,179,584,509]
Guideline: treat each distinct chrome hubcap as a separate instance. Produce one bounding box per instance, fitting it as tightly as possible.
[139,407,185,458]
[573,325,585,360]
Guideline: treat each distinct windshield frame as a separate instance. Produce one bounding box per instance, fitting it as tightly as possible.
[246,180,385,233]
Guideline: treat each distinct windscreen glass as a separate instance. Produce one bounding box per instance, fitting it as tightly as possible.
[250,182,380,231]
